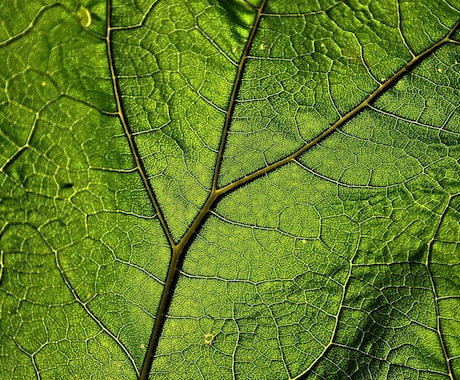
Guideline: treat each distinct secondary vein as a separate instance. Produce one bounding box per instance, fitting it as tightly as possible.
[105,0,175,249]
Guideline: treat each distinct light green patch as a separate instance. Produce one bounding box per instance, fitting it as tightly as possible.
[76,5,91,28]
[203,333,215,346]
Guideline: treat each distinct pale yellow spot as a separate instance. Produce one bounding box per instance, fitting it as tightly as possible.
[260,43,266,50]
[232,46,237,53]
[380,78,386,83]
[140,343,145,349]
[41,81,47,87]
[301,239,307,244]
[437,67,442,73]
[320,42,326,48]
[204,333,215,346]
[77,5,92,28]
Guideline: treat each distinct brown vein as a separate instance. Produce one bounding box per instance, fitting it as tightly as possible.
[217,17,460,196]
[426,196,456,380]
[212,0,268,190]
[139,1,268,378]
[105,0,175,249]
[106,0,460,375]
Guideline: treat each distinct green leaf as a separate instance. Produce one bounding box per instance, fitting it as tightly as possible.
[1,1,459,379]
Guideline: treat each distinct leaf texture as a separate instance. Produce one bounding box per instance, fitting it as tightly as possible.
[1,0,459,379]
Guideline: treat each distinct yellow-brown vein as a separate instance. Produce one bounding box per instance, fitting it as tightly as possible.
[105,0,175,249]
[139,1,268,378]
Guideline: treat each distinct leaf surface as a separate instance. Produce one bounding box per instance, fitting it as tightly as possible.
[1,1,460,379]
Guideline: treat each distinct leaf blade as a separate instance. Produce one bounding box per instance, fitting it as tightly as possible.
[0,1,459,379]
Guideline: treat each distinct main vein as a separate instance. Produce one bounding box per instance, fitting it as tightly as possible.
[139,0,268,378]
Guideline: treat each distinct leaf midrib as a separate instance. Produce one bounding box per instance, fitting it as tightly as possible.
[104,0,460,377]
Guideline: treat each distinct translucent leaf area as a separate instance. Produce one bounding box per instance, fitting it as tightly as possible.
[1,1,459,379]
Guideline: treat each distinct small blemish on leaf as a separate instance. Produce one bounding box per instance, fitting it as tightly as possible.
[41,81,47,87]
[259,43,266,50]
[437,67,442,73]
[77,5,92,28]
[301,239,307,244]
[232,47,237,53]
[140,343,145,349]
[204,333,215,346]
